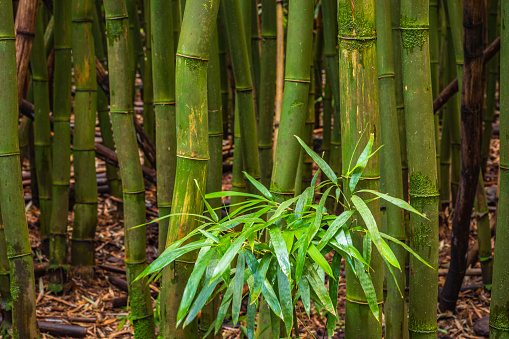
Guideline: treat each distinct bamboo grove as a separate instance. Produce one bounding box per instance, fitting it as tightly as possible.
[0,0,508,338]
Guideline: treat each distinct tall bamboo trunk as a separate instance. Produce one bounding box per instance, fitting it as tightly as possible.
[322,0,341,186]
[481,0,499,175]
[0,0,39,336]
[474,172,493,288]
[142,0,154,149]
[439,0,485,314]
[0,214,12,329]
[270,0,314,202]
[103,1,155,337]
[31,5,52,254]
[444,0,463,205]
[490,1,509,335]
[258,0,276,188]
[338,1,382,337]
[159,0,219,336]
[71,0,99,269]
[49,0,72,290]
[150,0,176,254]
[221,0,261,194]
[93,4,123,201]
[376,0,407,336]
[430,0,440,188]
[400,0,440,336]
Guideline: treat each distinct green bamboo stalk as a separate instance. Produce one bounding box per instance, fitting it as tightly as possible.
[444,0,463,205]
[0,214,12,329]
[103,1,155,336]
[221,0,261,194]
[218,21,230,138]
[49,0,72,289]
[172,0,179,53]
[430,0,440,188]
[338,1,382,337]
[251,0,261,111]
[31,6,52,254]
[490,1,509,335]
[375,0,407,336]
[270,0,314,202]
[158,0,219,336]
[300,52,315,190]
[322,0,341,183]
[481,0,499,175]
[150,0,176,253]
[71,0,99,269]
[390,0,409,208]
[322,75,332,164]
[201,29,223,339]
[445,24,461,206]
[400,0,440,336]
[474,172,493,289]
[258,0,276,188]
[0,0,39,336]
[440,107,452,204]
[93,3,123,200]
[142,0,155,147]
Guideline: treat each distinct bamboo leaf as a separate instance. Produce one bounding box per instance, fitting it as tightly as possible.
[268,196,300,222]
[307,244,334,277]
[298,275,311,316]
[317,210,355,251]
[348,134,374,194]
[243,171,273,200]
[351,195,383,256]
[210,235,247,283]
[380,238,401,270]
[380,233,434,269]
[282,230,295,254]
[215,279,234,334]
[269,225,292,279]
[232,251,246,325]
[184,275,221,327]
[250,253,272,303]
[357,189,428,219]
[311,168,321,187]
[354,259,380,322]
[305,265,336,315]
[262,279,283,319]
[205,190,268,200]
[327,252,342,337]
[295,187,314,218]
[278,268,293,335]
[246,295,256,339]
[195,179,219,222]
[296,135,338,183]
[176,246,215,325]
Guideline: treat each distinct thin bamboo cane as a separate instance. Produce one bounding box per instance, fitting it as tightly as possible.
[142,0,154,149]
[71,0,99,269]
[218,21,230,138]
[0,0,39,336]
[322,0,341,184]
[251,0,261,111]
[159,0,219,336]
[93,3,123,200]
[258,0,277,188]
[481,0,499,175]
[270,0,314,202]
[103,1,155,336]
[430,0,440,189]
[474,172,493,289]
[490,1,509,335]
[151,0,176,253]
[271,0,284,155]
[49,0,72,290]
[172,0,179,53]
[376,0,407,336]
[338,1,382,337]
[221,0,261,194]
[400,0,440,336]
[31,6,52,254]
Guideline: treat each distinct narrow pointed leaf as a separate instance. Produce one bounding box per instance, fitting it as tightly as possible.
[296,135,337,183]
[243,171,273,200]
[232,250,246,325]
[317,210,355,251]
[278,268,293,335]
[348,134,374,193]
[269,225,291,279]
[358,189,428,219]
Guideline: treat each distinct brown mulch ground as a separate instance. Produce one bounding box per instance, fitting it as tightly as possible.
[18,113,499,338]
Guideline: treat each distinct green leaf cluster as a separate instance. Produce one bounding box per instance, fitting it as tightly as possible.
[134,136,430,338]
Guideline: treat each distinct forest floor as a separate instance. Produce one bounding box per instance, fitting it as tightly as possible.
[20,115,499,338]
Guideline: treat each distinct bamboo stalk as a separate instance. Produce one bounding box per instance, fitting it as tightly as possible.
[474,172,493,288]
[159,0,219,336]
[430,0,440,190]
[31,5,52,254]
[49,0,72,290]
[0,0,39,336]
[151,0,177,253]
[400,0,440,336]
[103,1,155,336]
[269,0,314,202]
[338,1,382,337]
[70,0,99,269]
[376,0,407,336]
[258,0,277,188]
[272,0,284,156]
[221,0,261,194]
